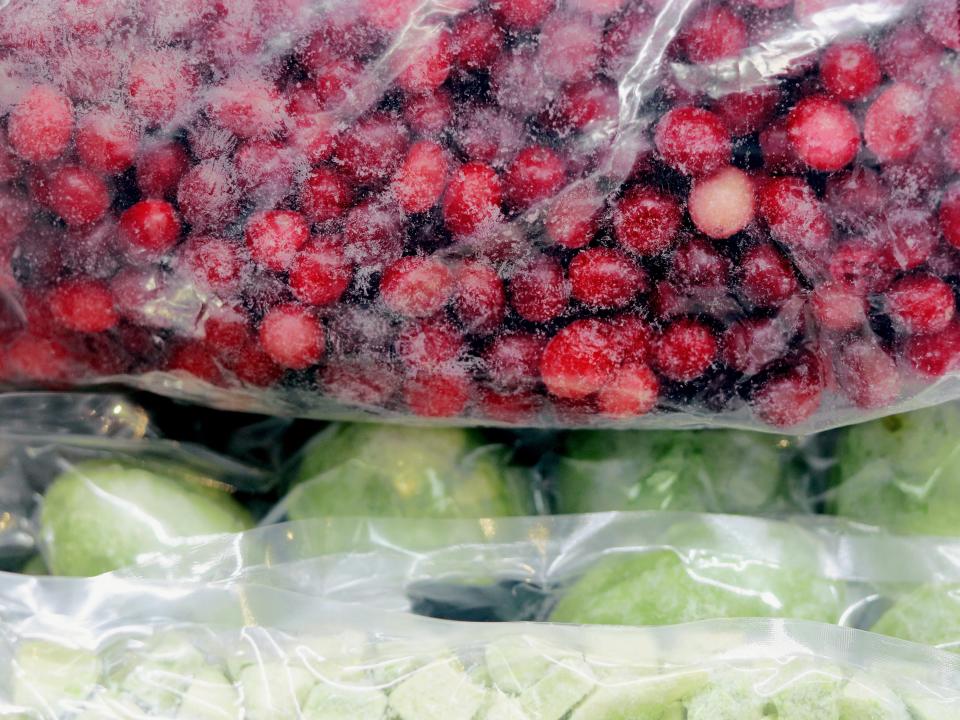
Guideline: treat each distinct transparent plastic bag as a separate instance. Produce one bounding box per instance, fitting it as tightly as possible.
[0,0,957,431]
[2,573,960,719]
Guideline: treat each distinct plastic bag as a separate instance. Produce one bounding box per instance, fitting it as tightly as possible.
[119,512,960,651]
[2,573,960,720]
[0,0,958,431]
[0,393,272,576]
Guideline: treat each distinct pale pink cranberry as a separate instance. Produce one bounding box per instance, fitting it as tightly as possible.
[538,13,601,84]
[545,183,603,249]
[546,80,619,135]
[758,176,832,256]
[711,87,779,137]
[569,247,646,309]
[176,159,239,232]
[362,0,420,32]
[654,107,730,176]
[393,29,452,94]
[127,50,197,126]
[654,318,717,382]
[510,255,569,323]
[504,146,566,209]
[688,166,755,239]
[49,280,117,333]
[541,318,618,399]
[678,5,747,64]
[393,140,449,214]
[811,282,867,333]
[491,44,553,117]
[288,239,352,307]
[886,274,956,334]
[244,210,310,272]
[299,166,353,224]
[454,261,505,335]
[483,332,544,390]
[333,113,409,186]
[786,96,860,172]
[234,141,296,204]
[836,340,902,409]
[380,256,454,318]
[323,361,400,407]
[722,317,791,375]
[289,112,338,164]
[75,109,138,175]
[614,186,682,256]
[258,304,325,369]
[403,90,454,136]
[597,362,660,418]
[864,83,930,162]
[453,108,524,167]
[7,84,73,163]
[442,162,503,236]
[739,243,797,306]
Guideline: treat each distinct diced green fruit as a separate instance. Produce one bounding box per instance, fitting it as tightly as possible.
[685,677,766,720]
[114,633,207,714]
[175,668,240,720]
[239,662,315,720]
[485,638,558,694]
[831,405,960,535]
[550,550,842,626]
[75,692,149,719]
[773,672,843,720]
[518,658,595,720]
[872,584,960,652]
[290,425,528,522]
[388,659,487,720]
[570,670,708,720]
[12,641,99,713]
[483,693,531,720]
[301,680,387,720]
[40,459,253,576]
[839,675,910,720]
[905,695,960,720]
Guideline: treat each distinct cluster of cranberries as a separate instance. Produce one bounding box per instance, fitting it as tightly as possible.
[0,0,958,427]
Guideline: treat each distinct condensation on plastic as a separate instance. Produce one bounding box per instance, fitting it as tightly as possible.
[1,574,960,719]
[118,512,960,652]
[0,0,956,432]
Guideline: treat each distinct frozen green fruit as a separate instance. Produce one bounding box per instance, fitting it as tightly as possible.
[175,668,240,720]
[685,676,766,720]
[518,658,595,720]
[12,640,99,713]
[40,459,253,576]
[839,675,910,720]
[388,659,487,720]
[569,670,708,720]
[872,584,960,652]
[301,679,386,720]
[238,662,315,720]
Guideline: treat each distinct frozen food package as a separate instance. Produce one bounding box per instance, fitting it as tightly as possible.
[0,392,271,576]
[0,0,958,430]
[2,573,960,720]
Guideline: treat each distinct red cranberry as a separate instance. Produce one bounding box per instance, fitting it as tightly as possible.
[688,166,755,239]
[47,166,109,228]
[569,247,645,309]
[289,239,352,307]
[491,44,553,118]
[0,190,30,249]
[362,0,420,32]
[323,361,400,407]
[166,341,224,385]
[443,162,503,236]
[711,87,779,137]
[176,159,239,232]
[403,369,471,417]
[300,166,353,224]
[614,185,682,256]
[393,29,452,93]
[786,96,861,172]
[136,141,189,198]
[118,199,181,256]
[75,110,137,175]
[180,235,244,295]
[879,24,943,85]
[864,83,930,162]
[208,77,286,140]
[825,167,887,230]
[931,69,960,130]
[752,363,822,427]
[127,50,197,126]
[758,176,832,256]
[819,40,881,102]
[289,111,338,164]
[670,237,729,288]
[941,183,960,249]
[886,274,956,334]
[504,146,566,210]
[920,0,959,51]
[739,244,798,306]
[538,13,601,84]
[679,5,747,64]
[654,318,717,382]
[48,280,117,333]
[906,322,960,377]
[879,205,939,271]
[811,282,867,333]
[654,107,730,177]
[333,113,409,186]
[836,340,902,409]
[7,84,73,163]
[596,362,660,418]
[484,332,544,390]
[608,315,653,362]
[541,318,618,399]
[546,80,619,135]
[244,210,310,272]
[722,316,791,375]
[760,120,803,173]
[510,255,569,323]
[342,199,404,271]
[3,334,73,384]
[393,140,448,214]
[454,261,505,335]
[311,57,364,108]
[478,389,540,424]
[450,13,503,70]
[493,0,555,30]
[380,256,454,318]
[828,240,889,293]
[403,90,454,136]
[453,107,524,167]
[258,304,325,369]
[234,141,296,203]
[545,184,602,249]
[601,5,653,77]
[395,319,463,367]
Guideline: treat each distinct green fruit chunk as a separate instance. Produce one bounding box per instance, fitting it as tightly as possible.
[40,459,252,576]
[553,430,795,514]
[388,659,487,720]
[569,670,708,720]
[238,662,315,720]
[518,658,595,720]
[112,633,208,715]
[12,640,99,713]
[485,638,569,695]
[685,676,766,720]
[550,550,842,626]
[175,668,241,720]
[289,425,529,521]
[872,584,960,651]
[831,405,960,534]
[839,675,910,720]
[301,678,386,720]
[773,672,843,720]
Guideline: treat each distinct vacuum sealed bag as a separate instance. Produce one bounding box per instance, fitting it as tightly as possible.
[2,574,960,719]
[0,0,958,430]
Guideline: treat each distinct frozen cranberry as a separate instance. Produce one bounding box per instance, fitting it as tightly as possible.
[118,199,181,255]
[739,244,797,306]
[944,126,960,174]
[510,256,569,323]
[167,341,224,385]
[394,30,452,94]
[670,237,729,288]
[614,186,682,256]
[786,96,860,172]
[601,5,653,77]
[176,159,239,232]
[819,41,881,102]
[311,57,363,108]
[493,0,555,30]
[941,184,960,249]
[234,141,295,202]
[504,146,566,210]
[290,112,338,164]
[208,77,286,140]
[187,124,237,161]
[380,256,454,318]
[2,334,73,384]
[828,240,888,293]
[825,167,886,230]
[455,262,505,335]
[758,177,832,255]
[443,162,503,236]
[752,364,822,427]
[810,282,867,333]
[569,247,645,309]
[404,370,471,417]
[880,206,939,271]
[245,210,310,272]
[679,5,747,64]
[393,140,448,214]
[546,80,619,135]
[538,13,601,84]
[395,319,463,367]
[688,166,755,239]
[711,87,779,137]
[478,389,540,423]
[654,107,730,176]
[47,166,109,228]
[454,108,524,167]
[886,274,956,334]
[596,362,660,418]
[541,318,618,399]
[921,0,959,50]
[323,361,399,407]
[362,0,420,32]
[654,318,717,382]
[72,110,137,176]
[135,141,189,199]
[759,120,803,173]
[836,340,902,409]
[451,13,503,70]
[333,113,409,186]
[879,24,943,85]
[484,332,543,390]
[304,13,381,58]
[545,184,602,249]
[300,167,353,224]
[48,280,117,333]
[906,322,960,377]
[491,44,553,118]
[0,190,30,249]
[722,317,791,375]
[258,304,324,369]
[403,90,454,136]
[289,239,352,307]
[931,69,960,129]
[127,50,197,126]
[608,315,653,362]
[7,85,73,163]
[864,83,929,162]
[181,235,244,295]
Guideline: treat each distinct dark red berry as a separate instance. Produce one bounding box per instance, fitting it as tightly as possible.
[786,96,860,172]
[722,316,791,375]
[176,159,239,232]
[711,87,779,137]
[608,315,653,362]
[451,12,503,70]
[820,41,881,102]
[395,319,463,367]
[510,255,569,323]
[758,177,832,256]
[167,341,223,385]
[596,362,660,418]
[342,199,404,271]
[380,256,454,318]
[835,340,901,409]
[828,240,890,293]
[443,162,502,236]
[654,107,730,176]
[393,140,448,214]
[118,199,181,256]
[300,166,353,224]
[493,0,556,30]
[127,49,197,125]
[403,369,471,417]
[906,323,960,377]
[49,280,117,333]
[864,83,929,162]
[614,186,682,256]
[541,318,618,399]
[8,84,73,163]
[403,90,454,136]
[289,239,352,307]
[654,318,717,382]
[323,361,400,407]
[886,274,956,335]
[454,261,505,335]
[670,237,730,288]
[569,247,645,309]
[180,235,244,295]
[739,244,797,306]
[393,30,452,94]
[545,184,602,249]
[504,146,566,210]
[752,364,822,427]
[75,109,138,174]
[333,113,409,186]
[679,5,747,64]
[484,332,544,390]
[811,282,867,333]
[136,141,189,198]
[940,183,960,249]
[47,166,109,228]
